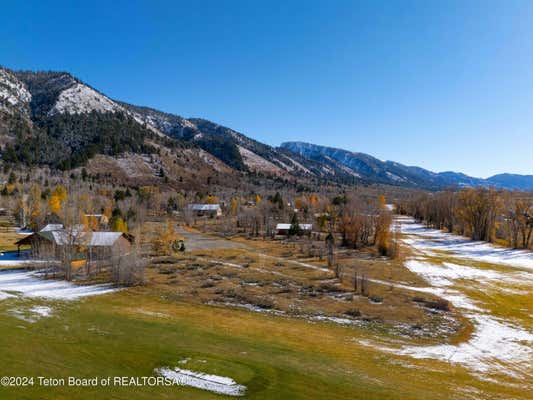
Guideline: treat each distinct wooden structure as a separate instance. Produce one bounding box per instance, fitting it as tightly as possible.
[15,228,133,262]
[187,204,222,217]
[275,223,313,236]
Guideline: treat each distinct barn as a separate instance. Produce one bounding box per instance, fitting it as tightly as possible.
[15,228,133,262]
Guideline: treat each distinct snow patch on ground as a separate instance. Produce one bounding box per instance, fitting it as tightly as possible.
[311,315,362,326]
[399,217,533,271]
[210,260,245,269]
[31,305,52,317]
[387,218,533,380]
[8,305,53,323]
[138,309,169,318]
[156,367,246,396]
[0,291,14,301]
[399,314,533,379]
[259,254,330,272]
[0,270,118,300]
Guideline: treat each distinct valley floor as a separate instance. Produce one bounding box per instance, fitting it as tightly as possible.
[0,218,531,399]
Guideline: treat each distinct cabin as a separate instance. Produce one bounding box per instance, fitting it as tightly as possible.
[15,228,133,262]
[275,223,313,236]
[187,204,222,217]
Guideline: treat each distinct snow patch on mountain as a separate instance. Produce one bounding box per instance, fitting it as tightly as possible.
[283,156,312,174]
[338,164,361,178]
[48,83,167,137]
[386,171,406,182]
[0,69,31,110]
[128,109,196,136]
[238,146,285,175]
[229,130,244,143]
[198,149,230,172]
[49,83,122,115]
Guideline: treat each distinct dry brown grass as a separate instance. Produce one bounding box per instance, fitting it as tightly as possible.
[140,227,468,341]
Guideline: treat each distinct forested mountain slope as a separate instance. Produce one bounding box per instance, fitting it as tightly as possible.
[1,66,531,190]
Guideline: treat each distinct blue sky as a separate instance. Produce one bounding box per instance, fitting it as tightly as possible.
[2,0,533,178]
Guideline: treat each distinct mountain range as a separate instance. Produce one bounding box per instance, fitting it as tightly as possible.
[280,142,533,190]
[1,66,532,191]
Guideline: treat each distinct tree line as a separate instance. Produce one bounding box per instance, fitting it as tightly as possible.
[397,188,533,249]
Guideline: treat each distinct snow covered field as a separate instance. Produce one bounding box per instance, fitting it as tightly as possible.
[399,216,533,270]
[368,218,533,384]
[0,270,118,300]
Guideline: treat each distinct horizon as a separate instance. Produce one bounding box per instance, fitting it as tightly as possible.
[3,0,533,178]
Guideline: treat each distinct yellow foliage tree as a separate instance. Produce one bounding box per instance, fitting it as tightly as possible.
[5,184,16,194]
[103,204,112,220]
[229,198,239,215]
[55,186,68,202]
[48,195,62,215]
[48,186,68,215]
[152,219,182,255]
[206,195,219,204]
[110,216,128,233]
[375,195,391,256]
[28,185,42,228]
[82,214,99,231]
[255,194,262,204]
[378,194,387,209]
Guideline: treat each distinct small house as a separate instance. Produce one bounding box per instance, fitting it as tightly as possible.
[85,232,132,262]
[275,223,313,236]
[15,227,133,262]
[188,204,222,217]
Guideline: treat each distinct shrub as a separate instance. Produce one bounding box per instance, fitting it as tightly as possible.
[200,280,215,288]
[344,309,361,317]
[424,299,450,311]
[369,295,383,303]
[319,283,340,292]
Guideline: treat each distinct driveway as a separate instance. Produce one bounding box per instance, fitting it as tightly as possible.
[176,227,247,252]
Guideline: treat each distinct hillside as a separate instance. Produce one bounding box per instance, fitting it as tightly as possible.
[281,141,533,190]
[1,66,532,191]
[485,173,533,190]
[120,103,343,180]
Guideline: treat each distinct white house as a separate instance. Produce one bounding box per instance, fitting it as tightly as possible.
[275,223,313,236]
[187,204,223,217]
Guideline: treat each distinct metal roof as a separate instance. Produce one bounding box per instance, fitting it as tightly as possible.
[188,204,221,211]
[87,232,124,246]
[276,223,313,230]
[33,230,125,247]
[39,224,64,232]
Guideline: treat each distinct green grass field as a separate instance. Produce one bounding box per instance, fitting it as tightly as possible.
[0,219,530,399]
[0,286,527,400]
